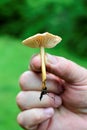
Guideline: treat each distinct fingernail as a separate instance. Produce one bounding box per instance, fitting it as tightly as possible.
[30,54,41,71]
[44,108,54,118]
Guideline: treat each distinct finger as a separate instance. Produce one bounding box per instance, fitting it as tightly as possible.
[17,108,54,130]
[38,119,50,130]
[16,91,62,110]
[19,71,63,94]
[30,54,87,84]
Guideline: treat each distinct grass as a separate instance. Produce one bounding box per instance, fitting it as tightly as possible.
[0,35,87,130]
[0,35,38,130]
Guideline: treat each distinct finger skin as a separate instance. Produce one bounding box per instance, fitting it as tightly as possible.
[30,54,87,84]
[19,71,64,94]
[17,54,87,130]
[16,91,62,110]
[29,54,87,113]
[17,108,54,130]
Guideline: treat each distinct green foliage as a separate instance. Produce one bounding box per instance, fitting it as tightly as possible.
[0,1,87,129]
[66,0,87,57]
[0,36,38,130]
[0,0,87,57]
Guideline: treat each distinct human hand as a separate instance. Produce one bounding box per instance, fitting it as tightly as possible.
[17,54,87,130]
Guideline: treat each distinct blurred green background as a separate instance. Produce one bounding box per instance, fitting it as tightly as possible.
[0,0,87,130]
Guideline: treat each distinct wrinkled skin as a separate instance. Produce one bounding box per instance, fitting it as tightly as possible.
[16,54,87,130]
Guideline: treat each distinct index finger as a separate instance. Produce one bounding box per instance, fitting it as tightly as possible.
[30,54,87,84]
[19,71,63,94]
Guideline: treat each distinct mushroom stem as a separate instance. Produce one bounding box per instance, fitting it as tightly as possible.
[40,46,46,89]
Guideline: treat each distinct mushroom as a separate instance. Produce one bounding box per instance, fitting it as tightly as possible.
[22,32,62,100]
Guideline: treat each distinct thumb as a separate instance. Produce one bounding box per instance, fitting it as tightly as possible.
[30,54,87,84]
[46,54,87,83]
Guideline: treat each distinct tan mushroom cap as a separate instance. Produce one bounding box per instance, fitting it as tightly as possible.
[22,32,62,48]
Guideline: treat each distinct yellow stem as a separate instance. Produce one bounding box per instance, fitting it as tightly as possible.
[40,46,46,89]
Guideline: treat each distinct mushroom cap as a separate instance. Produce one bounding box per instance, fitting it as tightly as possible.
[22,32,62,48]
